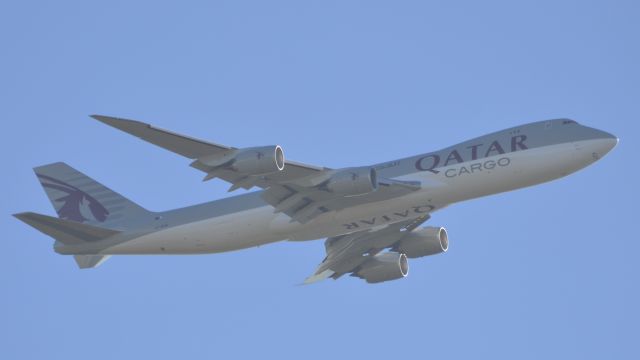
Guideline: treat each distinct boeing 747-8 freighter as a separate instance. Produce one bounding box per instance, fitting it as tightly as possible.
[14,116,617,283]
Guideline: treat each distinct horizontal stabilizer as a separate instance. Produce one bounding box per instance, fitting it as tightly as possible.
[13,212,120,245]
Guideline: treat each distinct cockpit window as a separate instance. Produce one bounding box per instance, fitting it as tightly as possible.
[562,120,578,125]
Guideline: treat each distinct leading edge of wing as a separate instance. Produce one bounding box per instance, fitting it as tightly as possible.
[91,115,231,159]
[91,114,326,176]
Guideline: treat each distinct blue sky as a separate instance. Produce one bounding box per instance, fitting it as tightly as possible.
[1,1,638,358]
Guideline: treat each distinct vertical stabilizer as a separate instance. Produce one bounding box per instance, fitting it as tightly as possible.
[33,162,152,230]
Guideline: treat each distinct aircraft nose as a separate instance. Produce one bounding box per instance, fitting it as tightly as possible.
[597,129,618,153]
[587,128,618,158]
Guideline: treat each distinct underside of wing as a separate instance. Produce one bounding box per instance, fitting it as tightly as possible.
[262,176,422,223]
[304,215,434,284]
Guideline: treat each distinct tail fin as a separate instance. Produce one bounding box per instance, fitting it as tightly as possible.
[13,212,119,268]
[33,162,152,230]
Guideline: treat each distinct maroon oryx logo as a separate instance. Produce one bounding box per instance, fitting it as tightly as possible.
[37,174,109,223]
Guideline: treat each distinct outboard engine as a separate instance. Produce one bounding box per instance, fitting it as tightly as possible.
[353,252,408,284]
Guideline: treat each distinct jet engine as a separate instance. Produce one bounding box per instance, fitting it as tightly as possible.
[354,252,408,284]
[325,167,378,197]
[395,226,448,258]
[231,145,285,175]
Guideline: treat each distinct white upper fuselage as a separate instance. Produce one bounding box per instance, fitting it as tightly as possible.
[99,120,617,255]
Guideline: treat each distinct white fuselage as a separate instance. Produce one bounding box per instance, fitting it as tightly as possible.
[103,137,614,255]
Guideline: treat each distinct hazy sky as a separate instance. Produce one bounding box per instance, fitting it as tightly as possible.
[2,1,638,359]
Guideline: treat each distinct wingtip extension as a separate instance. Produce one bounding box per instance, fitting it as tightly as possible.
[90,114,149,132]
[90,114,124,124]
[12,212,29,221]
[90,114,125,127]
[89,114,110,122]
[302,269,335,285]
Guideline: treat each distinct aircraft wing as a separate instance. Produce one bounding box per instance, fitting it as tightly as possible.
[304,215,430,284]
[92,115,421,223]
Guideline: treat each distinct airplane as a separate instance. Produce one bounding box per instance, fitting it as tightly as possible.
[14,116,617,283]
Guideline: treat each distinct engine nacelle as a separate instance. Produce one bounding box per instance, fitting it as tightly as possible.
[232,145,285,175]
[326,167,378,197]
[354,252,408,284]
[396,226,448,258]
